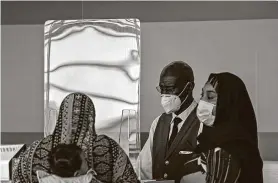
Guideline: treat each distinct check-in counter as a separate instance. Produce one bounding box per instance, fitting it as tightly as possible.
[0,144,26,182]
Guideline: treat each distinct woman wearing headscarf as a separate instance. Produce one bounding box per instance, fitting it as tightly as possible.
[12,92,139,183]
[195,72,263,183]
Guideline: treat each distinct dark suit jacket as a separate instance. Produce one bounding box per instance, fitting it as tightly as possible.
[152,107,203,183]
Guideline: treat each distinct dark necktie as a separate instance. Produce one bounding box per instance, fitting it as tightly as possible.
[168,117,182,148]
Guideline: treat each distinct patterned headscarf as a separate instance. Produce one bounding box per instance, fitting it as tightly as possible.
[53,93,96,144]
[51,93,96,168]
[13,93,138,183]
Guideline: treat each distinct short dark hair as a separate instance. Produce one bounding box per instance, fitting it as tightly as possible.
[49,144,83,177]
[160,61,194,84]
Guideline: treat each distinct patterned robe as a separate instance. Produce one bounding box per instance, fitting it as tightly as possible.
[12,93,138,183]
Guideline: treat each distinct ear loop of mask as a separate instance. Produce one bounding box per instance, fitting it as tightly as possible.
[160,82,191,110]
[177,82,191,107]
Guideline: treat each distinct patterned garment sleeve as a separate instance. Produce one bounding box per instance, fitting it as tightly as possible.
[111,140,139,183]
[12,157,22,183]
[12,140,42,183]
[12,144,33,183]
[206,148,241,183]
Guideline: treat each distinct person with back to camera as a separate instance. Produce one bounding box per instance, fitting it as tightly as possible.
[12,93,139,183]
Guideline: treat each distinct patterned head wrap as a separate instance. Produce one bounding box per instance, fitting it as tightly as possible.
[13,93,138,183]
[52,92,96,145]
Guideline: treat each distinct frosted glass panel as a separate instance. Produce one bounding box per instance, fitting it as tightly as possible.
[44,19,141,156]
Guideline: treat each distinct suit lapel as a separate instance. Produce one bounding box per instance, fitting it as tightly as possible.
[153,113,172,160]
[160,114,172,158]
[165,107,197,159]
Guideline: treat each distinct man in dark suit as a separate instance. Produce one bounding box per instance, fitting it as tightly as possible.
[137,61,205,183]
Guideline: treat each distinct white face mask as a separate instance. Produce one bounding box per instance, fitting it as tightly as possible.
[197,100,216,126]
[161,83,189,114]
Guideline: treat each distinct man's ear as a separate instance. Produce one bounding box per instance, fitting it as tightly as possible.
[190,82,195,90]
[185,82,194,92]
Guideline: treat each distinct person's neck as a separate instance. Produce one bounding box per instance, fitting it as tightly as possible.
[175,96,194,116]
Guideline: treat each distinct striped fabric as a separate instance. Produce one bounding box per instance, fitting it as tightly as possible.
[197,123,241,183]
[197,123,207,172]
[205,148,241,183]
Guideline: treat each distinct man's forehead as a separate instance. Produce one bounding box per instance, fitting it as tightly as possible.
[159,75,178,85]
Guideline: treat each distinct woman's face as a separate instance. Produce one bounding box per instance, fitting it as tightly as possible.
[200,83,218,115]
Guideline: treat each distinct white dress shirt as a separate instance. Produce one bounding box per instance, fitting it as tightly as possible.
[136,101,197,180]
